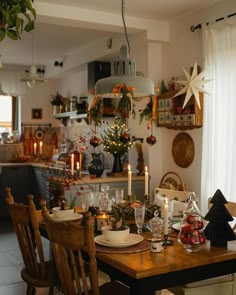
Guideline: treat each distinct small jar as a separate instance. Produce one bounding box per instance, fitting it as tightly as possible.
[178,193,206,252]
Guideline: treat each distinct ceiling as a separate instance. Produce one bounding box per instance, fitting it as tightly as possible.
[0,0,222,75]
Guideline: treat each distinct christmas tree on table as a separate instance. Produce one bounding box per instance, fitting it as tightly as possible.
[101,117,134,173]
[204,189,236,247]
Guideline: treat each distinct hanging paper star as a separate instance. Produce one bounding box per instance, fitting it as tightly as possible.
[174,61,211,109]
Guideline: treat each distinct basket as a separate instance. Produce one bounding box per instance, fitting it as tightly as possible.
[159,171,186,191]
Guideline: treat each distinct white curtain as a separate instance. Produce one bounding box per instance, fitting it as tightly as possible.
[201,17,236,214]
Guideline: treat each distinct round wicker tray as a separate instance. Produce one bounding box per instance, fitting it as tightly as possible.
[172,132,195,168]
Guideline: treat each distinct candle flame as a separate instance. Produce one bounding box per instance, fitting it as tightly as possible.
[128,164,131,171]
[145,166,148,172]
[165,197,168,205]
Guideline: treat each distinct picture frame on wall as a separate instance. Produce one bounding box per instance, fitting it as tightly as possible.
[32,108,42,119]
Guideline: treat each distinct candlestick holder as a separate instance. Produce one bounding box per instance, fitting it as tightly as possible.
[144,194,150,204]
[162,234,174,247]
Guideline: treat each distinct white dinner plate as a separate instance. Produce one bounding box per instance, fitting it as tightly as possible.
[172,222,181,231]
[94,234,144,248]
[49,213,83,222]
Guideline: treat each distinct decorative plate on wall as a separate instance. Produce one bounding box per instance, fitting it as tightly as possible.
[172,132,195,168]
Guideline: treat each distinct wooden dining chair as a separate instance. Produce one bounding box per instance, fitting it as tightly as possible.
[5,187,56,295]
[40,199,130,295]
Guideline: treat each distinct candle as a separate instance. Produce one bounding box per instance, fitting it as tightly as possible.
[33,142,37,155]
[76,161,80,171]
[71,153,74,175]
[39,141,43,155]
[164,197,169,235]
[96,211,109,231]
[128,164,132,196]
[144,166,148,195]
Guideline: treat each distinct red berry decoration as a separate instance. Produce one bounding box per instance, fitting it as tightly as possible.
[146,135,157,146]
[196,220,203,229]
[90,136,101,148]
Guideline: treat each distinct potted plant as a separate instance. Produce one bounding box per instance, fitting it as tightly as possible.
[0,0,36,41]
[51,92,65,114]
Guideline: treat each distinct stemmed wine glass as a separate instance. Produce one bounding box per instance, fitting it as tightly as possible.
[81,193,90,212]
[134,204,145,234]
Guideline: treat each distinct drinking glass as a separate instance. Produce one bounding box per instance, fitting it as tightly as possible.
[81,193,89,212]
[115,188,124,204]
[134,204,145,234]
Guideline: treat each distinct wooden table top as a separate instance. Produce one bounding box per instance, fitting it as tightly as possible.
[96,233,236,280]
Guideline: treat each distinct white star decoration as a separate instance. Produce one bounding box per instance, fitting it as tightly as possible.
[174,61,211,109]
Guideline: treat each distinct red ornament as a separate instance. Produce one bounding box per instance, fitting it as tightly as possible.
[196,220,203,229]
[90,136,101,148]
[146,135,157,146]
[186,215,195,224]
[120,132,131,144]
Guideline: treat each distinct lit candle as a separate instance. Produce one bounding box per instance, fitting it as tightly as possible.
[76,161,80,171]
[39,141,43,155]
[71,153,74,175]
[144,166,148,195]
[128,164,132,196]
[164,197,169,235]
[33,142,37,155]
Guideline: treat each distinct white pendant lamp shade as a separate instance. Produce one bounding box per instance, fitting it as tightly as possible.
[95,44,154,98]
[20,64,46,88]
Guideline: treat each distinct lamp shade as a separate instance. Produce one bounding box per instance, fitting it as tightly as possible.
[20,64,46,88]
[95,44,154,98]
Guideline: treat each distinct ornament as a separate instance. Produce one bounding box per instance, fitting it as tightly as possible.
[178,193,206,252]
[146,135,157,146]
[174,61,212,109]
[90,136,101,148]
[120,132,130,144]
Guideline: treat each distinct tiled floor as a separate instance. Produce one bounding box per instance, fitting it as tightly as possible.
[0,218,172,295]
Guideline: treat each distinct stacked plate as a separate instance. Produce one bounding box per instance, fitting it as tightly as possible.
[94,233,143,248]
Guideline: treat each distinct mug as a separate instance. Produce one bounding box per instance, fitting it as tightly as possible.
[151,240,163,253]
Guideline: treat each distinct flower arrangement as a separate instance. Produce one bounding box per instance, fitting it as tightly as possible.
[110,198,161,230]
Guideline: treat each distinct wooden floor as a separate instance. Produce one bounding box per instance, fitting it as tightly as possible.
[0,218,172,295]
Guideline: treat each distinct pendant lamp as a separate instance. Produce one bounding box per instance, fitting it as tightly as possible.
[95,0,154,98]
[20,30,46,88]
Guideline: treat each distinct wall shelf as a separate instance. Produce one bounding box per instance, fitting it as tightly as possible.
[53,111,87,126]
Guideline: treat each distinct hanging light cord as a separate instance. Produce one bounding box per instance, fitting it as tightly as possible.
[121,0,130,53]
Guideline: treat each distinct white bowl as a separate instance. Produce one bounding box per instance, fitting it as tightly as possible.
[52,207,74,219]
[101,225,130,243]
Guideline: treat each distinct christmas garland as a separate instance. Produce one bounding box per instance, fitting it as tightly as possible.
[139,95,157,127]
[112,84,136,122]
[88,96,103,126]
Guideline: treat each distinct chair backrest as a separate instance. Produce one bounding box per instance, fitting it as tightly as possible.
[40,200,99,295]
[5,187,46,278]
[154,188,192,202]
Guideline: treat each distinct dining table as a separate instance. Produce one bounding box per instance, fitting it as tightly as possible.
[39,211,236,295]
[95,232,236,295]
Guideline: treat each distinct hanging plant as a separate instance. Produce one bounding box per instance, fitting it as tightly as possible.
[0,0,36,41]
[112,84,135,123]
[88,96,103,126]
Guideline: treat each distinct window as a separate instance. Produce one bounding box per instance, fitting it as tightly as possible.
[0,96,19,134]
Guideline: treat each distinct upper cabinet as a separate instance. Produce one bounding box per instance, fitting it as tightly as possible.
[88,61,111,91]
[157,90,203,129]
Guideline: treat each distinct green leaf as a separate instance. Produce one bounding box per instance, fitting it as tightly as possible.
[0,29,6,42]
[24,20,34,32]
[7,30,19,40]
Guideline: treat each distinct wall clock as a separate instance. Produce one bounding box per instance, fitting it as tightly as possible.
[172,132,195,168]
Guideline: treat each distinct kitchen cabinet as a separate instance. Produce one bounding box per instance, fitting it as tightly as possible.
[33,167,50,204]
[0,166,35,217]
[88,61,111,91]
[157,90,203,129]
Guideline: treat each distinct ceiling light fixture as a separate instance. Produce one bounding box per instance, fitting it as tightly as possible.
[20,30,46,88]
[95,0,154,98]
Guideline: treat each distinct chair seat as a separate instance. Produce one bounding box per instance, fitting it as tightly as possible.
[21,260,56,288]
